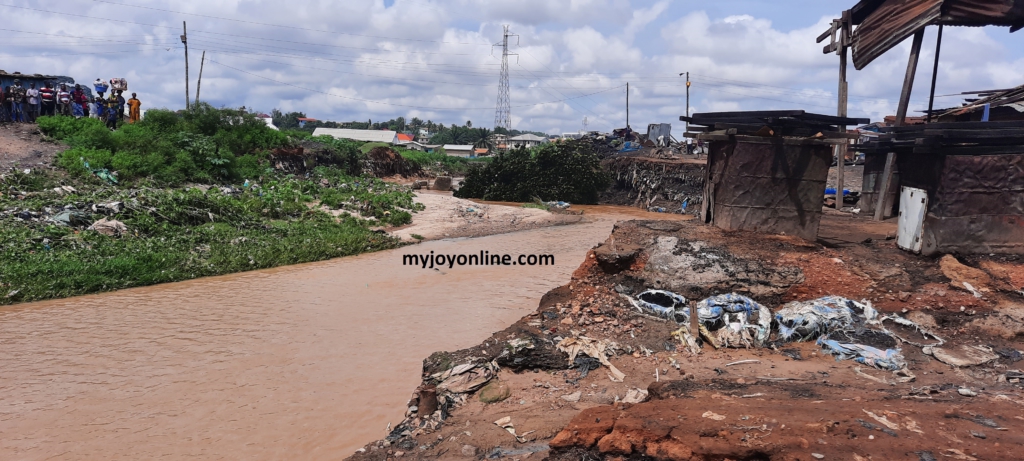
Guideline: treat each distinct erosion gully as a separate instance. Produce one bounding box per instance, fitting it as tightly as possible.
[0,205,680,460]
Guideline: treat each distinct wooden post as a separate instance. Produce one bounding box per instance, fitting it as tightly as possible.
[874,29,924,221]
[195,50,206,107]
[626,82,630,129]
[836,13,850,211]
[927,25,944,122]
[182,21,190,110]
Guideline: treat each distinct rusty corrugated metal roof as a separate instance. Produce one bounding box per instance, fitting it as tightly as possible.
[850,0,1024,70]
[938,83,1024,117]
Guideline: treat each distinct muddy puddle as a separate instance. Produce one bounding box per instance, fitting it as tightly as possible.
[0,206,679,460]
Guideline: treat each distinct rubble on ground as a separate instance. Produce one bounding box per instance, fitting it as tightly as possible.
[348,218,1024,461]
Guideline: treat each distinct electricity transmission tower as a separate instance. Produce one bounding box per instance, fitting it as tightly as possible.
[583,116,589,132]
[493,25,518,151]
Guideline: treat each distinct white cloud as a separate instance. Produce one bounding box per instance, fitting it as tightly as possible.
[1,0,1021,135]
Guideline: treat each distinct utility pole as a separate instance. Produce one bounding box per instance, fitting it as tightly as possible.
[626,82,630,128]
[195,50,206,108]
[685,72,690,132]
[493,25,518,152]
[181,21,190,109]
[582,116,588,132]
[835,12,851,213]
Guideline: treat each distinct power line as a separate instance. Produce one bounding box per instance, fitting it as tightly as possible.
[208,59,624,111]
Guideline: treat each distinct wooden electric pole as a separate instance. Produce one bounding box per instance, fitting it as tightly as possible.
[836,12,850,212]
[195,50,206,107]
[685,72,690,131]
[182,21,190,110]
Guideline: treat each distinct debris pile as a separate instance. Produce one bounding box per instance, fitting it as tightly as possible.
[365,146,420,178]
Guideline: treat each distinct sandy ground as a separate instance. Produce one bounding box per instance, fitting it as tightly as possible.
[390,191,584,242]
[0,123,65,170]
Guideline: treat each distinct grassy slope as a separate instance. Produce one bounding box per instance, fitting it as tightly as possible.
[1,112,423,305]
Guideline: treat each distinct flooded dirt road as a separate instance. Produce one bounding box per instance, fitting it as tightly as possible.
[0,207,681,460]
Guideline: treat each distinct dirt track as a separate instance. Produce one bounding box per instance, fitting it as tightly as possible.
[350,214,1024,461]
[0,123,65,170]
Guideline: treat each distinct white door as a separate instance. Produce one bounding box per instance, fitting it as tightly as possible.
[897,186,928,253]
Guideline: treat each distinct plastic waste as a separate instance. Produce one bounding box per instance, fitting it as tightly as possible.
[774,296,874,342]
[695,294,773,348]
[632,290,687,322]
[543,201,571,210]
[818,337,905,371]
[824,188,851,196]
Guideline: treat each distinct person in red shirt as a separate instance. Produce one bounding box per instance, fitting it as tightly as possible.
[39,82,56,117]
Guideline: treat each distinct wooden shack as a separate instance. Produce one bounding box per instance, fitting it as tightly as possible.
[683,111,868,241]
[854,120,1024,255]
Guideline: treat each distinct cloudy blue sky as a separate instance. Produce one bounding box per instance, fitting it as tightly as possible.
[3,0,1023,134]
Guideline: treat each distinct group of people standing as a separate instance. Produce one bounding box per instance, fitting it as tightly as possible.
[2,79,141,129]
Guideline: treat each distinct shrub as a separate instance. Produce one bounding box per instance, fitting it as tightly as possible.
[57,147,114,176]
[454,139,610,204]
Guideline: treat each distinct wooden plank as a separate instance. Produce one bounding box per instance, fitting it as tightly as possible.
[874,152,896,221]
[876,29,925,221]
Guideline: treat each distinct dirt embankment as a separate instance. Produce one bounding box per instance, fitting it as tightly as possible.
[0,123,66,170]
[350,215,1024,461]
[600,155,706,215]
[390,192,584,242]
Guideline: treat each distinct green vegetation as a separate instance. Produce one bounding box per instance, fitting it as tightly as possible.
[454,139,610,204]
[3,107,425,305]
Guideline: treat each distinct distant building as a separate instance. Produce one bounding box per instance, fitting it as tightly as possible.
[403,141,440,153]
[474,148,489,156]
[396,133,415,145]
[256,113,279,131]
[312,128,398,144]
[509,133,547,148]
[442,144,476,157]
[297,117,318,128]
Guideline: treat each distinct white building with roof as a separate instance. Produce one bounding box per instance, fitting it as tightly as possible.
[442,144,475,157]
[312,128,398,144]
[509,133,547,148]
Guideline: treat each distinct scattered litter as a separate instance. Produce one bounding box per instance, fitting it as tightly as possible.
[543,201,571,210]
[855,419,898,437]
[621,388,648,404]
[1006,370,1024,380]
[917,452,938,461]
[88,218,128,236]
[962,282,983,298]
[781,348,804,360]
[48,210,91,227]
[942,448,977,460]
[774,296,868,343]
[854,366,889,385]
[994,348,1022,362]
[811,454,824,460]
[819,334,905,371]
[970,430,986,439]
[435,362,497,394]
[701,411,726,421]
[631,289,688,321]
[696,294,773,348]
[957,388,978,397]
[725,359,761,366]
[741,393,765,398]
[862,409,900,431]
[923,345,998,368]
[574,357,601,379]
[493,416,534,443]
[557,336,625,382]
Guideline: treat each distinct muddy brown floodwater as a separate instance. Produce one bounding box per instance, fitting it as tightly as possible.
[0,206,682,460]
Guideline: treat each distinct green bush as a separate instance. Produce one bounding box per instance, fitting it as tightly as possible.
[39,104,291,185]
[57,147,114,176]
[454,139,610,204]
